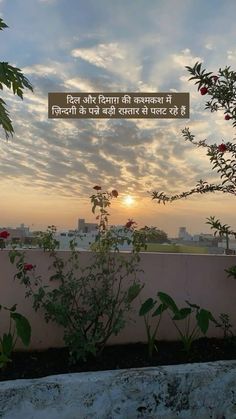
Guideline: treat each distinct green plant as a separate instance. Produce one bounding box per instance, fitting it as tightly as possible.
[206,216,234,253]
[139,297,166,357]
[157,292,217,352]
[36,225,59,252]
[0,304,31,368]
[10,187,146,362]
[0,18,33,139]
[216,313,234,339]
[152,62,236,204]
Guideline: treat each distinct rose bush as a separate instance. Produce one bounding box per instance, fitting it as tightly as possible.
[152,61,236,204]
[10,187,149,362]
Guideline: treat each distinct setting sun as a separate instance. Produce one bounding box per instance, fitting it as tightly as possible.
[123,195,135,206]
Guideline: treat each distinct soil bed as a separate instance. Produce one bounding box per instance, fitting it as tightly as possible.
[1,337,236,382]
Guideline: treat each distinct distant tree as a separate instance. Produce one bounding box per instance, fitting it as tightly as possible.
[139,226,169,244]
[0,18,33,139]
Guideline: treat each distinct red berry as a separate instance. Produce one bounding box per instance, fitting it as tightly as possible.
[225,114,231,120]
[200,86,208,95]
[212,75,218,82]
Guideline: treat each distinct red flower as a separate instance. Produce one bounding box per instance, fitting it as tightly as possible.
[218,143,227,153]
[23,263,34,271]
[93,185,101,191]
[0,230,10,239]
[225,114,231,120]
[111,189,118,198]
[125,219,136,229]
[212,75,218,83]
[200,86,208,95]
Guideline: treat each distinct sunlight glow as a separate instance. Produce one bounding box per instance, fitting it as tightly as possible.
[123,195,135,206]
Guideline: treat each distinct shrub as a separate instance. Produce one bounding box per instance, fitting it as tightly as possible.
[10,187,146,362]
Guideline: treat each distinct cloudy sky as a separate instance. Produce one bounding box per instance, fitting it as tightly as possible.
[1,0,236,236]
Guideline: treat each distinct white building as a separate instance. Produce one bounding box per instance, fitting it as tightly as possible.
[56,226,133,251]
[56,230,98,250]
[178,227,192,241]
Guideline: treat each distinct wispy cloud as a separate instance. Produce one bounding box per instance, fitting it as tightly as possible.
[1,0,236,233]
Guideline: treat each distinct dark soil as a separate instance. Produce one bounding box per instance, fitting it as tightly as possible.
[1,337,236,382]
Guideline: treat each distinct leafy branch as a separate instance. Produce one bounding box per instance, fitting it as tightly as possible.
[152,62,236,203]
[0,18,33,139]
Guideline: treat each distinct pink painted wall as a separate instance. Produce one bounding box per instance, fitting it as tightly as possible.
[1,250,236,350]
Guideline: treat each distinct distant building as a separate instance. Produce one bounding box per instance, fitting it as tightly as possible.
[0,224,39,248]
[78,219,97,233]
[178,227,192,241]
[0,224,30,242]
[56,225,133,251]
[193,233,215,243]
[57,230,98,250]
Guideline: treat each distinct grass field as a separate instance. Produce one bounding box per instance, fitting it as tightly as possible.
[144,243,208,254]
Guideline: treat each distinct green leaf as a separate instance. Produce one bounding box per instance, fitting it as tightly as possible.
[9,304,17,312]
[172,307,191,320]
[196,309,211,334]
[11,312,31,346]
[1,333,13,357]
[0,353,11,368]
[139,298,156,316]
[126,283,144,303]
[185,300,200,310]
[0,18,8,31]
[152,303,167,317]
[158,292,179,314]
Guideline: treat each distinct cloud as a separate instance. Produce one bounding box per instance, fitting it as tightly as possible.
[205,42,215,51]
[227,50,236,61]
[71,42,142,83]
[23,64,58,77]
[72,43,125,69]
[38,0,57,3]
[172,49,202,68]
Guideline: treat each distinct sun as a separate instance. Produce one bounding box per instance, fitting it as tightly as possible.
[123,195,135,206]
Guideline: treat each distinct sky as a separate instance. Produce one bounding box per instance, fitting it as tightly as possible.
[1,0,236,236]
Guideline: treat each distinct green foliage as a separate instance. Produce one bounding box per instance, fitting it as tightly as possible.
[36,225,60,252]
[187,62,236,127]
[0,18,8,31]
[140,291,217,353]
[206,216,234,238]
[152,62,236,203]
[0,304,31,368]
[10,188,146,362]
[0,18,33,139]
[158,292,217,352]
[225,265,236,279]
[216,313,234,339]
[139,297,166,357]
[139,226,169,244]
